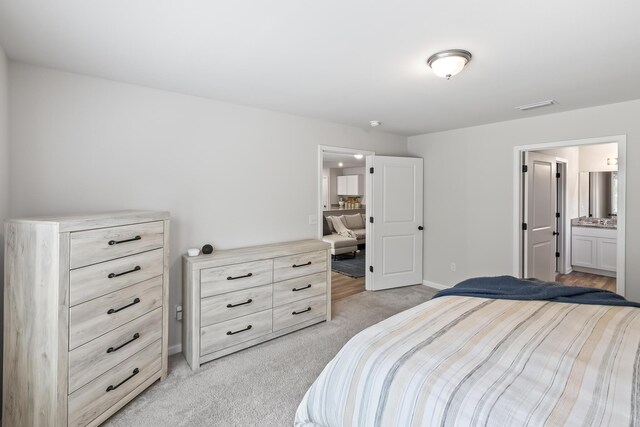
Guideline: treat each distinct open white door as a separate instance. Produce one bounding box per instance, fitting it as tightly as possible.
[523,152,557,282]
[369,156,423,290]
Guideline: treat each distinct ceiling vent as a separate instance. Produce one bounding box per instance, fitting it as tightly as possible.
[515,100,557,111]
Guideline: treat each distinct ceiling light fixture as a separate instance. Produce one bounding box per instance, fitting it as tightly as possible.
[370,120,382,127]
[427,49,472,80]
[607,158,618,166]
[338,162,343,167]
[353,154,364,160]
[516,100,557,111]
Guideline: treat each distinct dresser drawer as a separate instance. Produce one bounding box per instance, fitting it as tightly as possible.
[201,259,273,298]
[70,248,163,306]
[68,340,162,427]
[70,221,164,269]
[69,276,163,350]
[273,272,327,307]
[69,308,162,393]
[200,310,272,356]
[273,250,326,282]
[273,294,326,332]
[201,284,272,327]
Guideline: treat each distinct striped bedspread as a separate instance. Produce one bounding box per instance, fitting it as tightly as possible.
[295,295,640,427]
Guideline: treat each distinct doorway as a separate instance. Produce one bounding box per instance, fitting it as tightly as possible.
[318,146,424,300]
[514,135,626,295]
[318,147,372,303]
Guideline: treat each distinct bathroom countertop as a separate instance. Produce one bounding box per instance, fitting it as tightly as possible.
[571,218,617,229]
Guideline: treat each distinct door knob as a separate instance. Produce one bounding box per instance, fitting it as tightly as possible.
[418,226,424,231]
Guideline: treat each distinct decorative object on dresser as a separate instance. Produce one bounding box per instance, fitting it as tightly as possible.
[182,239,331,370]
[3,210,170,427]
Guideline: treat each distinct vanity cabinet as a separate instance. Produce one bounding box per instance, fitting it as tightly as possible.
[337,174,363,196]
[182,239,331,371]
[571,226,617,274]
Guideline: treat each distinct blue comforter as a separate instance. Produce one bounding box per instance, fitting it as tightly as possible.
[433,275,640,308]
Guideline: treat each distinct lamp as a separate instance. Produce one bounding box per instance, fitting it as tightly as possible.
[427,49,472,80]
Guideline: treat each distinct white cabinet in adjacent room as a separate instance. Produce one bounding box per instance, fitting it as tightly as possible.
[337,174,363,196]
[571,226,617,274]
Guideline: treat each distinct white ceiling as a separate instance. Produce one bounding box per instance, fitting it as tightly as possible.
[1,1,639,136]
[323,152,366,168]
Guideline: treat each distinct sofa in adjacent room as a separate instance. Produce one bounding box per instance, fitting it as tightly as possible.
[322,213,366,257]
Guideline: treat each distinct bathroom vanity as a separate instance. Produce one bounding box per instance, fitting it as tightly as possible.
[571,219,617,277]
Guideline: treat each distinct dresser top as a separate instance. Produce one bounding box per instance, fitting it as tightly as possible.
[5,210,170,232]
[184,239,330,270]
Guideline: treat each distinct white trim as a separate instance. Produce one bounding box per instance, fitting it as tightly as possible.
[423,280,450,291]
[513,135,626,296]
[169,343,182,356]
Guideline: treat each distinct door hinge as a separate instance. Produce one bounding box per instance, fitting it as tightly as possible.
[369,217,374,223]
[522,165,528,173]
[369,266,374,273]
[522,223,528,231]
[555,252,560,258]
[369,167,374,174]
[556,172,561,178]
[556,212,560,218]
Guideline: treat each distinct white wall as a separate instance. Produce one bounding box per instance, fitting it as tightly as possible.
[8,62,408,350]
[579,143,618,172]
[0,43,8,404]
[408,99,640,302]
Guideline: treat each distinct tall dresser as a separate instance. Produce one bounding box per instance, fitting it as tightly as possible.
[183,239,331,370]
[3,210,170,427]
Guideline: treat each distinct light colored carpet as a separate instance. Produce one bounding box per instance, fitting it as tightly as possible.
[105,285,437,427]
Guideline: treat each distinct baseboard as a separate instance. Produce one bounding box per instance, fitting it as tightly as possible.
[422,280,451,291]
[169,343,182,356]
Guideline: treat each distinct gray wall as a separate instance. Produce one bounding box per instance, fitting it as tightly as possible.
[8,62,408,350]
[408,99,640,302]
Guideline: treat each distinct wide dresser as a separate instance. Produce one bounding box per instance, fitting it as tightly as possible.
[183,239,331,370]
[3,210,170,427]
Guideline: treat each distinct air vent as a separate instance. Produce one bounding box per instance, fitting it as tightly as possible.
[515,100,557,111]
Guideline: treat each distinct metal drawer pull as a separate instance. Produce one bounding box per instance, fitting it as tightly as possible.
[108,235,142,246]
[292,284,312,292]
[108,265,141,279]
[292,307,311,315]
[292,261,312,268]
[227,299,253,308]
[106,333,140,353]
[227,273,253,280]
[107,297,141,314]
[106,368,139,392]
[227,325,252,335]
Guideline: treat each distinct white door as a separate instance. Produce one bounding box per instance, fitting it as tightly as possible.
[523,152,557,282]
[369,156,423,290]
[322,176,329,209]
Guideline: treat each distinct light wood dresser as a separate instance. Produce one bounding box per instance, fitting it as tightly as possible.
[183,239,331,370]
[3,210,170,427]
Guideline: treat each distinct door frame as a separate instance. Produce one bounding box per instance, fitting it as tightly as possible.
[555,159,570,275]
[317,145,375,289]
[512,135,626,295]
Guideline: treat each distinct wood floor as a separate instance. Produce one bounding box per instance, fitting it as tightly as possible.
[555,271,616,292]
[331,271,366,303]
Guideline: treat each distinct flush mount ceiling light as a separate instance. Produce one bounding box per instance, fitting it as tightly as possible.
[353,154,364,160]
[427,49,472,80]
[516,100,557,111]
[370,120,382,127]
[607,158,618,166]
[338,162,343,167]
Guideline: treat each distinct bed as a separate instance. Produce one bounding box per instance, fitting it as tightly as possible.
[295,276,640,427]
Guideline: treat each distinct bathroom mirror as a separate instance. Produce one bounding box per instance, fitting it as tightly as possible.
[579,171,618,218]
